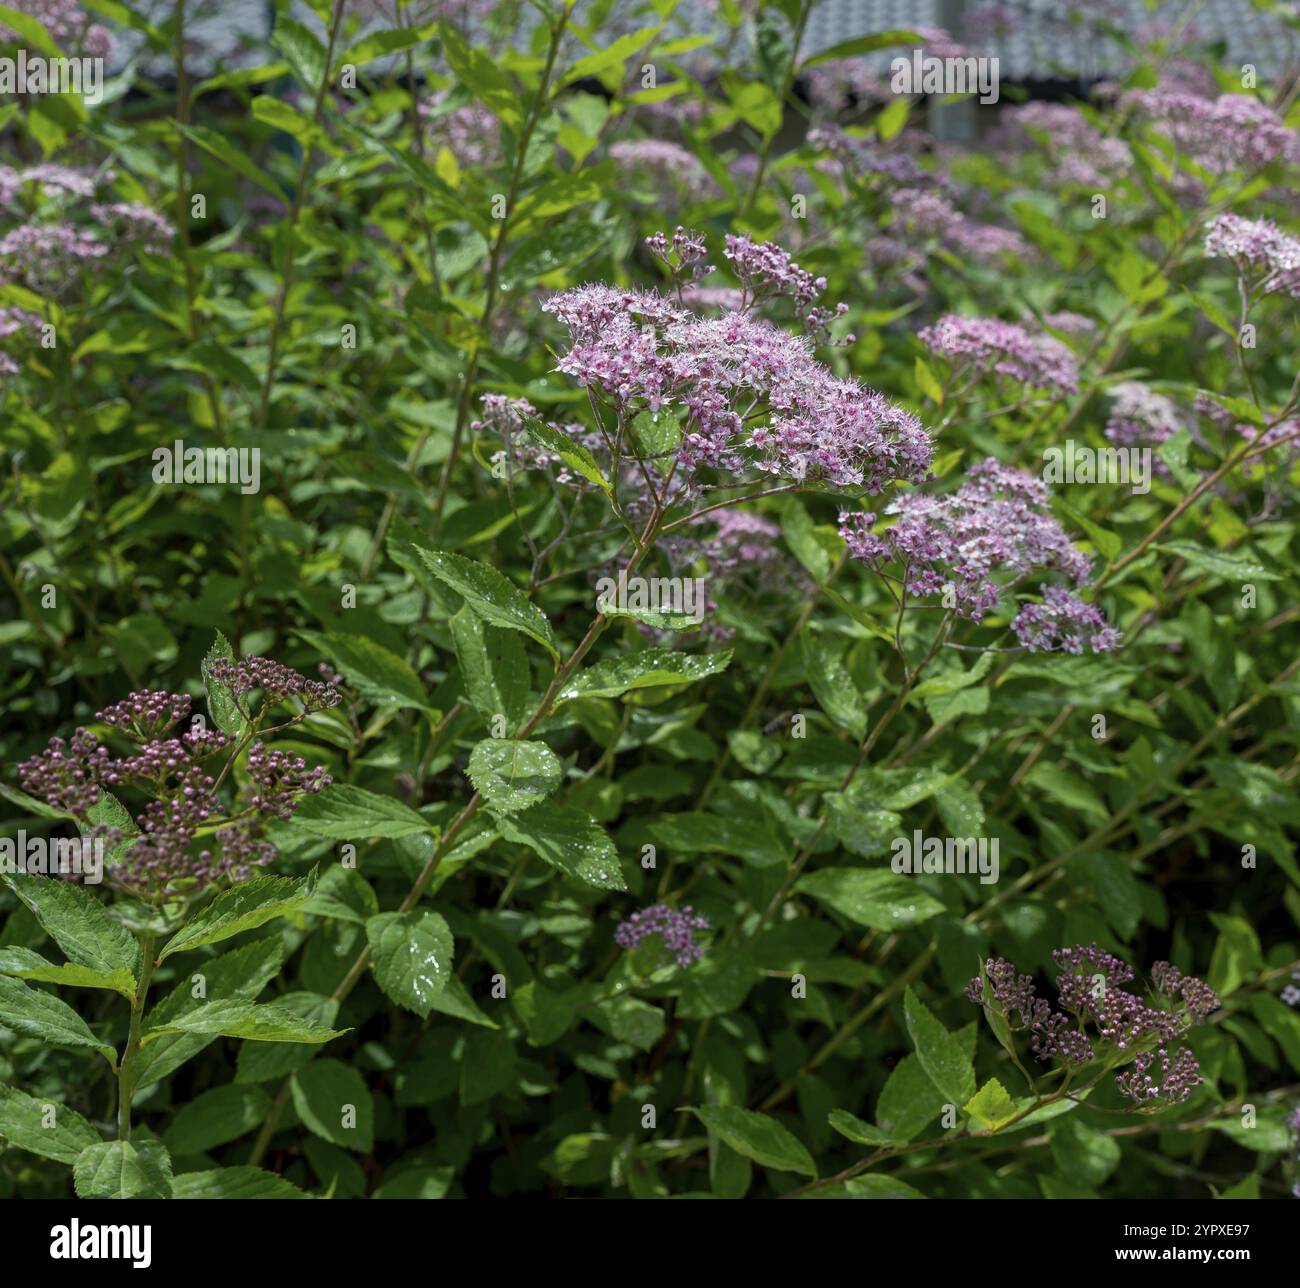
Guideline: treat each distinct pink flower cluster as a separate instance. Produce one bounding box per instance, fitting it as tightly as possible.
[1204,213,1300,298]
[919,314,1079,394]
[969,946,1218,1104]
[609,140,714,198]
[838,458,1109,642]
[419,93,499,169]
[1011,585,1120,654]
[543,241,933,491]
[471,393,602,487]
[1124,91,1298,173]
[1003,103,1132,189]
[890,188,1030,265]
[0,0,113,59]
[0,165,172,298]
[1104,380,1180,466]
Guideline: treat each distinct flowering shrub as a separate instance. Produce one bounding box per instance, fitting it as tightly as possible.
[1,0,1300,1210]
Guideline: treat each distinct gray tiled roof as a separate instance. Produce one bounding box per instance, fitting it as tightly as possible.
[110,0,1300,82]
[802,0,1300,81]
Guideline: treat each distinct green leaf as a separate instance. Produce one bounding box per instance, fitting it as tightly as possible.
[1049,1114,1122,1186]
[133,938,289,1089]
[630,408,682,458]
[1156,541,1282,583]
[0,1086,102,1164]
[450,608,531,732]
[159,871,318,961]
[372,1166,454,1199]
[689,1105,817,1177]
[236,993,341,1083]
[201,629,249,739]
[296,630,437,711]
[650,811,787,869]
[301,865,379,925]
[800,29,924,68]
[840,1174,925,1198]
[903,987,976,1107]
[440,20,522,128]
[0,946,136,1000]
[795,868,944,931]
[467,738,563,814]
[163,1084,272,1155]
[425,975,498,1028]
[1,870,138,982]
[495,803,626,890]
[292,784,437,841]
[142,998,347,1045]
[178,123,284,200]
[827,1108,897,1147]
[1024,762,1109,822]
[366,910,454,1017]
[915,355,944,403]
[339,23,435,67]
[521,414,612,496]
[74,1139,173,1199]
[875,1054,946,1141]
[270,14,326,89]
[558,649,731,702]
[171,1166,307,1199]
[963,1077,1019,1132]
[415,547,559,661]
[559,24,661,87]
[292,1059,374,1152]
[800,630,866,737]
[0,975,115,1065]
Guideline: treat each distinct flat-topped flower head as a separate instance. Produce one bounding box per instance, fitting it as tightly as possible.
[1124,91,1298,172]
[614,903,710,967]
[14,661,339,898]
[544,241,932,492]
[1204,213,1300,297]
[1012,586,1121,654]
[97,689,191,742]
[920,315,1079,394]
[970,947,1216,1100]
[839,459,1106,633]
[1104,380,1180,466]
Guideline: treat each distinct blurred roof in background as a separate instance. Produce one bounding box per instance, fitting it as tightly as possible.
[804,0,1300,82]
[111,0,1300,84]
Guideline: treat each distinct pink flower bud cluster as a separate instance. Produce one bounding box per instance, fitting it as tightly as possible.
[13,666,341,898]
[206,655,342,713]
[968,946,1218,1104]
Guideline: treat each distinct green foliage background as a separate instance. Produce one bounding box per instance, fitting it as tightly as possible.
[1,0,1299,1199]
